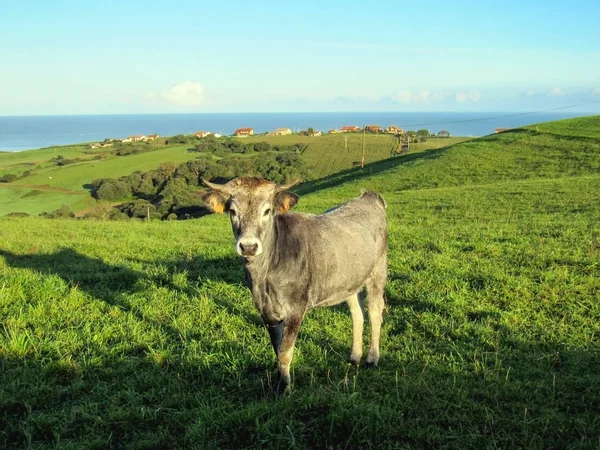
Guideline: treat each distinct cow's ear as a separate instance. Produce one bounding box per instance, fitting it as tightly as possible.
[275,191,299,214]
[202,191,229,214]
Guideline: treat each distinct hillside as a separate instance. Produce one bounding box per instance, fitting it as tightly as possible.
[0,133,468,216]
[1,115,599,448]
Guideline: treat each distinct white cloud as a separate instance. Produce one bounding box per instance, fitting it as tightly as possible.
[546,87,566,97]
[591,88,600,96]
[392,90,417,104]
[145,81,206,107]
[392,89,452,104]
[456,90,481,103]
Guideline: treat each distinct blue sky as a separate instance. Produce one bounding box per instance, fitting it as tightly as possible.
[1,0,599,115]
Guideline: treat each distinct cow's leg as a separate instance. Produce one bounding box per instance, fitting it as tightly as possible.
[366,255,387,367]
[276,315,303,394]
[267,320,285,356]
[347,293,364,365]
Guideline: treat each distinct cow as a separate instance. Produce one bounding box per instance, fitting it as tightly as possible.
[202,177,387,393]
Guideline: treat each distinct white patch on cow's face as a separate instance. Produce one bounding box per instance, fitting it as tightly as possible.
[229,199,273,258]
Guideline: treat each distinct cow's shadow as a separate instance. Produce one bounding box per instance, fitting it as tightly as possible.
[0,247,262,341]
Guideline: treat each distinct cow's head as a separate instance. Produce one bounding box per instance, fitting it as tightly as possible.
[202,177,300,258]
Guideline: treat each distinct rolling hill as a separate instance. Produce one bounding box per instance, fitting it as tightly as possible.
[0,116,599,448]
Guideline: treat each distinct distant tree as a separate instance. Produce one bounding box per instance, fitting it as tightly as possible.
[417,129,430,139]
[40,204,75,219]
[307,127,314,135]
[252,141,272,152]
[0,173,17,183]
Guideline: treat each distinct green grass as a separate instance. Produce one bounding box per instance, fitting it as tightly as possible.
[0,134,470,217]
[0,144,195,216]
[1,116,599,448]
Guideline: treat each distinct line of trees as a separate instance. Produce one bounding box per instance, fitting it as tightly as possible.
[191,135,308,156]
[83,152,311,221]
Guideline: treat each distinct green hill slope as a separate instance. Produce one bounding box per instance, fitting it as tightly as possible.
[1,116,599,448]
[297,117,600,201]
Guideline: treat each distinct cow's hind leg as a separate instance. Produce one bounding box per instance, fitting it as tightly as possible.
[366,255,387,367]
[347,293,364,365]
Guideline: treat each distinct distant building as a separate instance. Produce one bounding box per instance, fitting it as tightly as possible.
[145,134,160,140]
[365,125,382,133]
[328,129,340,134]
[340,126,360,132]
[193,131,212,138]
[234,127,254,136]
[213,133,222,138]
[301,130,322,136]
[494,128,510,133]
[274,128,292,135]
[133,135,145,142]
[437,130,450,138]
[386,126,404,135]
[121,137,134,143]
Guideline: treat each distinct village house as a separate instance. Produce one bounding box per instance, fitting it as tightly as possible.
[437,130,450,138]
[90,142,114,149]
[145,134,160,140]
[273,128,292,135]
[365,125,382,133]
[234,127,254,137]
[121,137,134,143]
[386,126,404,135]
[310,130,322,136]
[328,129,340,134]
[193,131,212,138]
[340,126,361,132]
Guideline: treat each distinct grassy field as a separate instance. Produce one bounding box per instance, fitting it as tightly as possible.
[1,117,599,448]
[0,143,197,216]
[0,134,469,217]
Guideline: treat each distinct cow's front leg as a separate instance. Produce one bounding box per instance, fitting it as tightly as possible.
[275,315,303,394]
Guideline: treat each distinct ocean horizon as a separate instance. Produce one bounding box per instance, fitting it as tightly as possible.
[0,111,595,152]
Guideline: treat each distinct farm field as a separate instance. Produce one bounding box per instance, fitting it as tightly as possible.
[0,133,469,217]
[1,116,599,448]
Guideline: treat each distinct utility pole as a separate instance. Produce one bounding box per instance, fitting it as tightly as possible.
[361,126,366,168]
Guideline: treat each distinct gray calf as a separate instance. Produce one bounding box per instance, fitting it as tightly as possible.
[202,177,387,392]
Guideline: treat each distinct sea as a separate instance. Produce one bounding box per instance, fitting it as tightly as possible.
[0,111,594,152]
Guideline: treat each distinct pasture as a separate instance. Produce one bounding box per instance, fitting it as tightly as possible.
[0,134,469,217]
[1,116,599,448]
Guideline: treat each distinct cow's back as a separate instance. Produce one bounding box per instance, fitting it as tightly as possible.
[272,193,387,308]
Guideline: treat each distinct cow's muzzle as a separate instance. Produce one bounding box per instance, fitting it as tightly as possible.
[237,238,262,257]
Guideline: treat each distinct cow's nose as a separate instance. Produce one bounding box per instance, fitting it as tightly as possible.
[239,242,259,256]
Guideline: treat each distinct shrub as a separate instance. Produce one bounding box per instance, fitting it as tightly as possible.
[94,179,131,201]
[0,173,18,183]
[39,204,75,219]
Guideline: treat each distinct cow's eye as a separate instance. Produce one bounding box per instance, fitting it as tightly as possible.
[264,209,271,216]
[230,209,237,217]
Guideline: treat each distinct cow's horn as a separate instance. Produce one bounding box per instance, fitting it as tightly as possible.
[201,179,232,194]
[275,179,301,193]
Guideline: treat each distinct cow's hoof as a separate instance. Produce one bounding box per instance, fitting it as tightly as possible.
[276,379,292,395]
[364,361,379,369]
[349,357,361,366]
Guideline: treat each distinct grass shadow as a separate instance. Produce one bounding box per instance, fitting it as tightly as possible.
[295,146,449,196]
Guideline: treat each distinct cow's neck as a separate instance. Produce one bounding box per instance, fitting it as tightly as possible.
[242,219,279,284]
